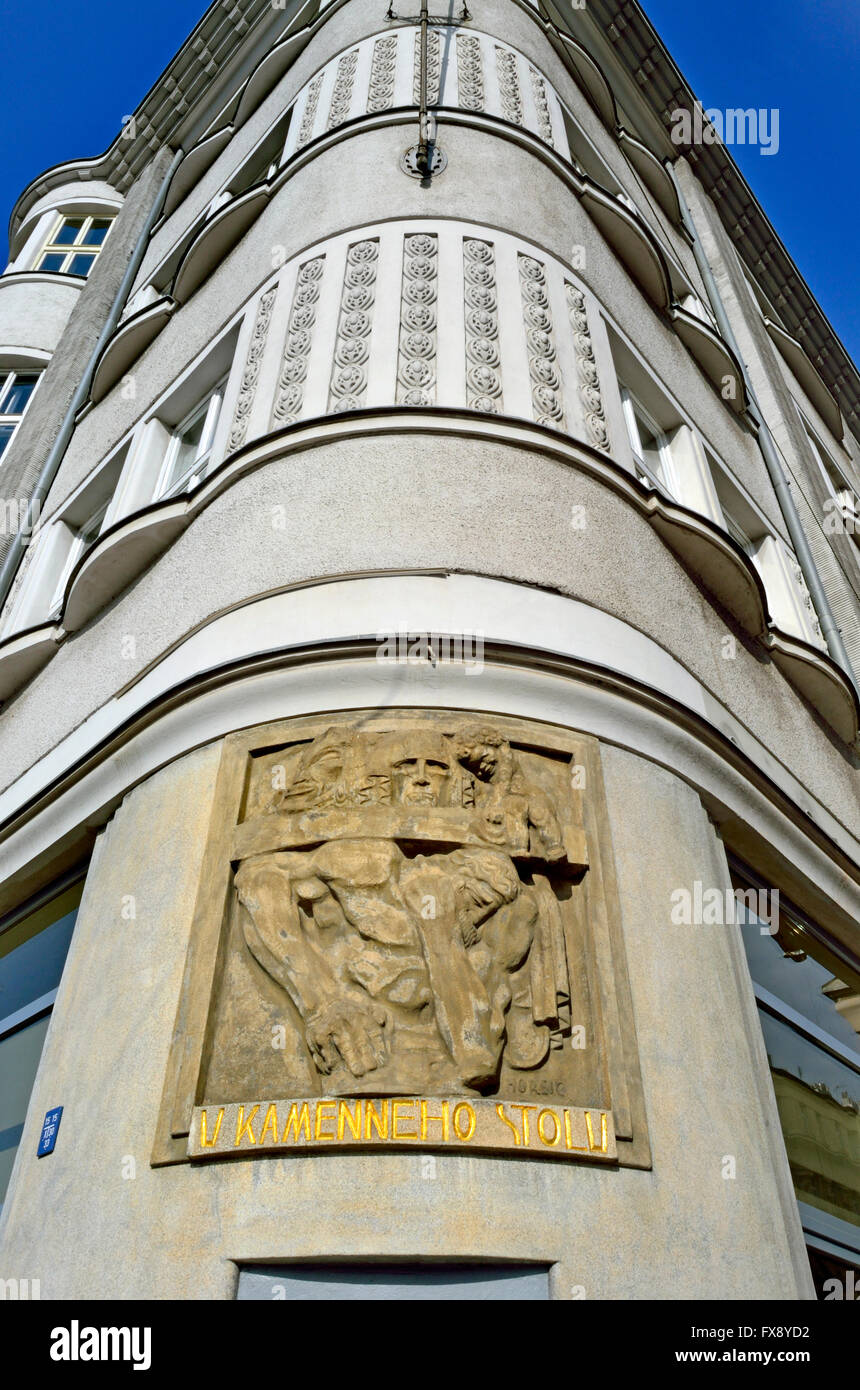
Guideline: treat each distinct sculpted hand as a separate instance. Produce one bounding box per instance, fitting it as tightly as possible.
[305,998,390,1078]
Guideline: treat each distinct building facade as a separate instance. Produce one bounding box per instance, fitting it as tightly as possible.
[0,0,858,1300]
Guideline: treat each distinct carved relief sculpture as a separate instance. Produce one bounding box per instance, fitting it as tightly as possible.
[233,722,579,1097]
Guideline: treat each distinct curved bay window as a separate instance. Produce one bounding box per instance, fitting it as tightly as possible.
[734,860,860,1297]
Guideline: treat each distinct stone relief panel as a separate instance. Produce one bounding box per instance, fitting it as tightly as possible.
[155,713,650,1168]
[271,255,324,427]
[227,285,276,452]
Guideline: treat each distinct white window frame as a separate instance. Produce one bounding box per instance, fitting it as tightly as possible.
[154,378,228,501]
[33,213,114,278]
[0,369,41,460]
[47,499,111,617]
[619,385,678,495]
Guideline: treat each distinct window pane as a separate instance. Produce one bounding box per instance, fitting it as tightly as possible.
[0,424,15,458]
[67,253,96,278]
[53,217,84,246]
[0,893,79,1022]
[0,1014,50,1209]
[81,219,111,247]
[633,408,664,480]
[738,901,860,1057]
[0,374,38,417]
[37,252,66,272]
[760,1012,859,1232]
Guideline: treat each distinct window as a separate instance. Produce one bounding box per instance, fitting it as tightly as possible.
[0,370,40,460]
[802,420,860,543]
[0,873,84,1213]
[156,379,226,498]
[228,108,293,197]
[34,214,113,278]
[620,385,676,493]
[236,1263,550,1300]
[734,862,860,1296]
[48,499,110,616]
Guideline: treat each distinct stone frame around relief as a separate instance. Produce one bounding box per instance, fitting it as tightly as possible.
[151,709,650,1170]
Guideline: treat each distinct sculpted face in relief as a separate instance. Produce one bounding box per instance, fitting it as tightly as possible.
[234,722,581,1097]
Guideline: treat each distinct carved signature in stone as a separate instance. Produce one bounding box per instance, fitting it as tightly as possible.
[235,724,575,1096]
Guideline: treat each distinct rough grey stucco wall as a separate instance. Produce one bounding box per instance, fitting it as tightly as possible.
[2,435,857,833]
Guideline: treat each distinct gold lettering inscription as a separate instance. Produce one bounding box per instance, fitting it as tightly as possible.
[199,1107,224,1148]
[282,1101,311,1142]
[511,1104,537,1145]
[420,1099,450,1141]
[189,1098,616,1163]
[392,1099,417,1139]
[585,1110,608,1153]
[496,1103,521,1144]
[258,1103,279,1145]
[537,1108,560,1147]
[315,1101,336,1140]
[365,1099,389,1140]
[337,1099,362,1141]
[235,1104,259,1146]
[452,1102,476,1142]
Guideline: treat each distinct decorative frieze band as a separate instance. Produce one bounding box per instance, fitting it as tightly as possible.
[328,48,359,130]
[397,234,438,407]
[456,34,484,112]
[368,34,398,112]
[565,284,609,451]
[518,255,565,429]
[463,239,502,413]
[271,257,325,427]
[328,240,379,413]
[228,285,277,453]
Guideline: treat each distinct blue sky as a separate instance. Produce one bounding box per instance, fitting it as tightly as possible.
[1,0,857,361]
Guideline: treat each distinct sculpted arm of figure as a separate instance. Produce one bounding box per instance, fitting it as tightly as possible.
[235,853,389,1078]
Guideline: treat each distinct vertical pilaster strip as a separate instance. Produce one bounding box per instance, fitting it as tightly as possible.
[529,66,554,146]
[495,46,524,126]
[271,257,325,427]
[565,284,610,450]
[228,286,277,452]
[328,48,359,129]
[396,233,438,406]
[296,72,323,148]
[328,240,379,413]
[518,254,564,429]
[414,28,442,105]
[456,33,484,111]
[368,35,398,111]
[463,239,502,413]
